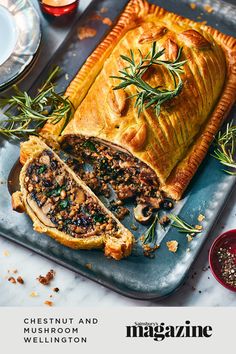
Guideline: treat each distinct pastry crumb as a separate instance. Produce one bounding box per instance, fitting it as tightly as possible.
[166,240,178,253]
[159,215,170,226]
[100,7,108,14]
[186,234,193,242]
[30,291,38,297]
[85,263,92,270]
[8,277,16,284]
[37,269,55,285]
[131,224,138,231]
[89,12,102,21]
[3,250,10,257]
[204,4,214,13]
[44,300,53,307]
[189,3,196,10]
[102,17,112,26]
[186,248,191,253]
[17,276,24,284]
[52,287,60,293]
[77,27,97,40]
[195,224,203,231]
[8,269,18,274]
[197,214,205,222]
[143,244,152,252]
[142,243,159,258]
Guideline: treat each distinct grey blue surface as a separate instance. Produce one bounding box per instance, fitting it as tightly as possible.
[0,0,235,300]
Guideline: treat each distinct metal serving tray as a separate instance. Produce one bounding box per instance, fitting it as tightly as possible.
[0,0,235,300]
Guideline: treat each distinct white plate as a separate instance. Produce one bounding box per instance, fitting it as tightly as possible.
[0,0,41,89]
[0,6,17,66]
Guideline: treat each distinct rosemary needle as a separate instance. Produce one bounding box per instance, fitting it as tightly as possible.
[111,42,187,117]
[0,66,73,140]
[213,121,236,175]
[168,214,202,234]
[142,214,159,244]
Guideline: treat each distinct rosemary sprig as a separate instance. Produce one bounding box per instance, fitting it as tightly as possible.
[142,214,159,244]
[168,214,202,234]
[0,66,73,140]
[111,42,187,117]
[213,121,236,175]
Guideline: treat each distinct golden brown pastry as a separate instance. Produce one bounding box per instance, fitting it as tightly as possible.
[13,136,134,260]
[16,0,236,260]
[40,0,236,200]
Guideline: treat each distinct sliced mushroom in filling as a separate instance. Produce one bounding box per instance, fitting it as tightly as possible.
[24,149,118,238]
[61,135,165,223]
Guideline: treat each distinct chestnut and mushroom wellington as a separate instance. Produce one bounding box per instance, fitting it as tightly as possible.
[13,0,236,259]
[12,137,134,260]
[53,0,235,200]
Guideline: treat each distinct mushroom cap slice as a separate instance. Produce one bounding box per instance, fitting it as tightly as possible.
[133,204,152,224]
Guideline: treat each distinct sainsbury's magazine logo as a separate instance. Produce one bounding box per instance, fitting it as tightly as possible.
[126,320,212,341]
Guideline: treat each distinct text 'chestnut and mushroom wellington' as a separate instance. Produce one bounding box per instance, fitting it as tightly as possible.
[12,137,134,260]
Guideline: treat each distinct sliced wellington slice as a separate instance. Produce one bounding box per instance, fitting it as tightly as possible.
[12,136,134,260]
[61,134,164,215]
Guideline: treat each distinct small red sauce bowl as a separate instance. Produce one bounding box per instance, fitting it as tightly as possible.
[39,1,79,17]
[209,229,236,292]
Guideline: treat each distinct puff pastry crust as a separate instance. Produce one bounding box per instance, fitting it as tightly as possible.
[42,0,236,200]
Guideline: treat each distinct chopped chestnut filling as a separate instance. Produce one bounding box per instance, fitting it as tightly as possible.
[24,149,117,238]
[61,136,164,221]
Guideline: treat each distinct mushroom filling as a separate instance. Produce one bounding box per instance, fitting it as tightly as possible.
[61,136,164,222]
[24,149,118,238]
